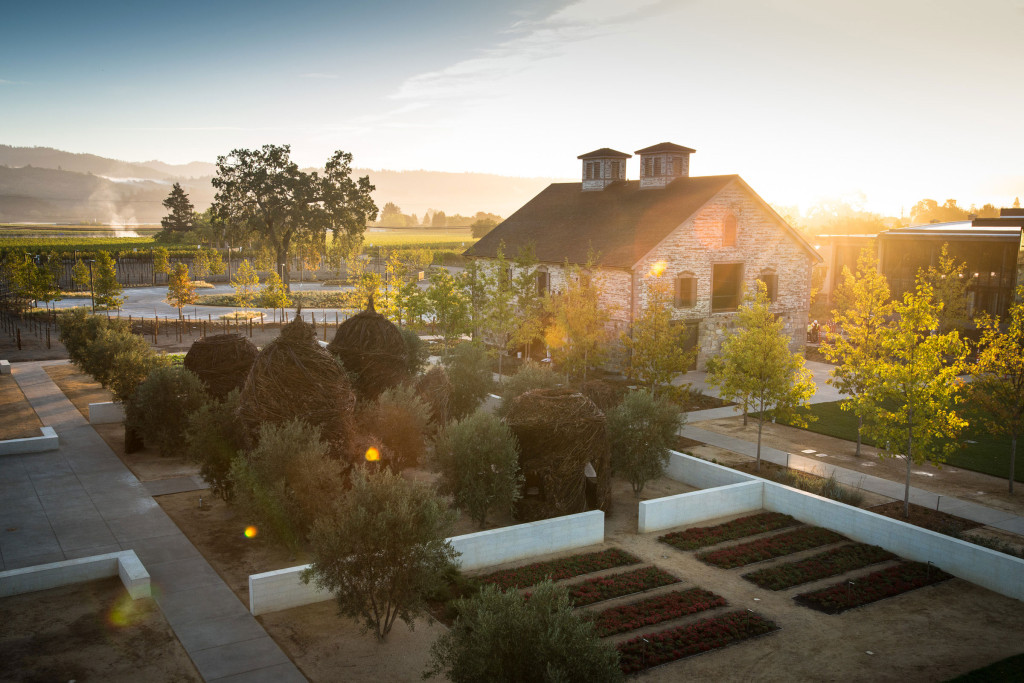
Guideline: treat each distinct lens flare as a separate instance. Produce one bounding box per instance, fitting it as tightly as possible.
[365,447,380,462]
[107,593,141,627]
[650,261,667,277]
[244,525,258,539]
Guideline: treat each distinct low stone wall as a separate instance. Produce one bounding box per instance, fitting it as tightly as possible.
[249,510,606,616]
[0,550,150,600]
[664,450,758,488]
[0,426,59,456]
[89,401,125,425]
[638,481,762,533]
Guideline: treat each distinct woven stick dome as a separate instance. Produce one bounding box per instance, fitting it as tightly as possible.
[327,297,408,401]
[504,387,611,520]
[183,334,259,399]
[238,316,356,462]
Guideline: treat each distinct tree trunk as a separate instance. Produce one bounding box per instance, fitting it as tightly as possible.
[1010,435,1017,495]
[856,415,862,457]
[904,421,913,519]
[277,244,290,290]
[756,416,764,472]
[742,398,749,427]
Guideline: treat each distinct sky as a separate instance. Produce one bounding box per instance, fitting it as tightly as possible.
[2,0,1023,216]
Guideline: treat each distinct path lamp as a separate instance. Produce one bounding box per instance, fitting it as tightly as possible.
[86,259,95,313]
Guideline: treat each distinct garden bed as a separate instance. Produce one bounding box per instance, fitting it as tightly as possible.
[0,374,43,440]
[794,561,953,614]
[696,526,846,569]
[659,512,799,552]
[477,548,639,590]
[616,610,779,674]
[742,543,896,590]
[868,501,983,536]
[566,566,680,607]
[592,588,726,637]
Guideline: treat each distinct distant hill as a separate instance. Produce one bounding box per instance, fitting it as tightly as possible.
[0,144,567,224]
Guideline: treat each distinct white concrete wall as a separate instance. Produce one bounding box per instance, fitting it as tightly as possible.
[0,550,150,600]
[89,401,125,425]
[664,450,758,488]
[0,426,59,456]
[762,482,1024,602]
[249,510,606,616]
[0,360,10,375]
[638,481,763,533]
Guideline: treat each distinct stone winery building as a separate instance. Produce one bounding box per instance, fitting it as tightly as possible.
[465,142,822,369]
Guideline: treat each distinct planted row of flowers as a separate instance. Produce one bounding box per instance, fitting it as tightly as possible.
[696,526,846,569]
[591,587,727,637]
[743,543,896,590]
[659,512,799,552]
[567,566,681,607]
[478,548,640,590]
[794,561,953,614]
[616,610,780,674]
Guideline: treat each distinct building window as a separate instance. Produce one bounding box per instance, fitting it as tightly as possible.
[536,269,549,296]
[675,274,696,308]
[758,270,778,302]
[585,161,601,180]
[667,157,675,176]
[711,263,743,312]
[722,212,737,247]
[610,160,621,180]
[653,157,662,176]
[643,157,653,177]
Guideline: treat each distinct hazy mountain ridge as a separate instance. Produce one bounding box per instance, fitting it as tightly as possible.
[0,145,565,224]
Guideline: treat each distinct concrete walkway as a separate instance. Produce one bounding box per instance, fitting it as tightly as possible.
[679,423,1024,536]
[1,361,305,682]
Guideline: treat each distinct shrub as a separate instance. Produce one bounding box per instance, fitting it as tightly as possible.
[497,361,559,417]
[58,308,128,366]
[357,384,431,469]
[304,468,458,640]
[185,389,246,500]
[424,581,623,683]
[444,342,492,420]
[772,470,865,507]
[230,419,346,555]
[606,390,682,496]
[399,327,430,377]
[126,365,209,457]
[435,410,522,527]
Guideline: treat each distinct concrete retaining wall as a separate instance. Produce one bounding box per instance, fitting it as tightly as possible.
[249,510,606,615]
[89,401,125,425]
[0,550,150,600]
[664,450,758,489]
[0,426,59,456]
[0,360,10,375]
[638,481,763,533]
[762,482,1024,602]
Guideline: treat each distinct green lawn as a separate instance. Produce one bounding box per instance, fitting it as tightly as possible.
[771,400,1023,484]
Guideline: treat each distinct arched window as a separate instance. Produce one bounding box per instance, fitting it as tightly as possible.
[675,272,697,308]
[722,212,737,247]
[536,267,549,296]
[758,268,778,302]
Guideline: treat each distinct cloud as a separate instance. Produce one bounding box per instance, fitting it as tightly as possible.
[299,73,339,80]
[390,0,671,103]
[0,78,25,85]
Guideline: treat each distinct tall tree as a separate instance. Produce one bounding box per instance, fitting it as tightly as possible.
[71,258,90,292]
[607,390,682,496]
[426,267,471,353]
[151,246,170,285]
[510,246,546,357]
[544,258,609,382]
[917,243,969,333]
[191,248,210,282]
[707,282,816,471]
[211,145,377,289]
[231,259,260,309]
[92,251,123,309]
[477,246,518,380]
[970,287,1024,494]
[166,262,196,319]
[622,274,692,398]
[303,468,458,641]
[260,269,291,319]
[860,281,969,517]
[32,262,61,310]
[161,182,195,234]
[822,247,894,455]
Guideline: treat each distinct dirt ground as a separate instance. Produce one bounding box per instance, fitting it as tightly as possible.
[0,577,201,683]
[690,415,1024,518]
[0,374,42,440]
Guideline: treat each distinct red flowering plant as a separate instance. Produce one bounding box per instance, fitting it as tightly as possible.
[795,561,952,614]
[743,543,896,590]
[659,512,798,552]
[592,588,727,637]
[566,566,680,607]
[616,610,779,674]
[478,548,639,590]
[697,526,845,569]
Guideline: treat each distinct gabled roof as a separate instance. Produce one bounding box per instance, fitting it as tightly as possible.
[577,148,632,159]
[466,175,743,269]
[634,142,696,155]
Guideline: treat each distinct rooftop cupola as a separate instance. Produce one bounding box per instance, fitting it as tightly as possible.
[577,148,631,191]
[635,142,695,189]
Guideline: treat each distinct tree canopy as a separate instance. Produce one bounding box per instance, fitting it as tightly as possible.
[160,182,195,234]
[211,144,377,288]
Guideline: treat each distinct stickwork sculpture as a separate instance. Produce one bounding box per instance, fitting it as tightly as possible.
[183,333,259,399]
[328,297,408,401]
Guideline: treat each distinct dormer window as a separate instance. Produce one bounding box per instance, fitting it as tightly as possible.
[585,161,600,180]
[635,142,696,189]
[578,148,631,191]
[653,158,662,176]
[610,160,621,180]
